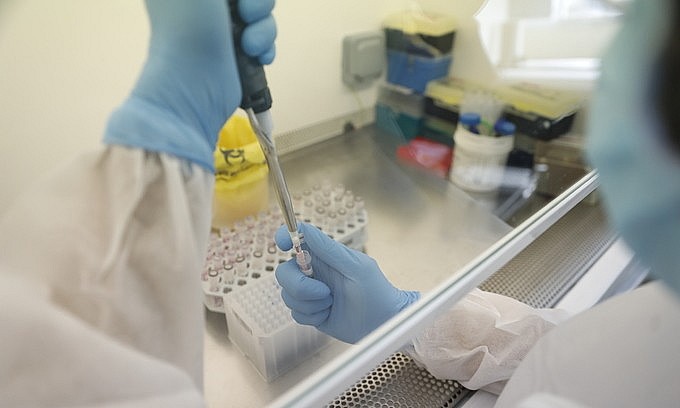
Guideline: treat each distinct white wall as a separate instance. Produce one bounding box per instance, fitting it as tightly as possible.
[0,1,148,213]
[0,0,487,213]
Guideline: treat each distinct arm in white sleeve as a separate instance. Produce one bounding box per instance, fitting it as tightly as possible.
[0,147,212,406]
[405,288,570,395]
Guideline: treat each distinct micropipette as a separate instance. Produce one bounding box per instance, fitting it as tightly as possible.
[228,0,311,274]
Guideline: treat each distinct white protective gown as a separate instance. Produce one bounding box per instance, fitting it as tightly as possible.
[406,288,570,395]
[0,147,211,407]
[496,281,680,408]
[408,282,680,407]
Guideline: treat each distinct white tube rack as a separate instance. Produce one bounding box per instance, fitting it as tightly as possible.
[202,182,369,313]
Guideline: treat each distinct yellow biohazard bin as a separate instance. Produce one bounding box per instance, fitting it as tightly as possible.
[212,115,269,229]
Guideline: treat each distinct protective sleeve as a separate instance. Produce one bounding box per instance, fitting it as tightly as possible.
[404,288,570,395]
[0,146,213,406]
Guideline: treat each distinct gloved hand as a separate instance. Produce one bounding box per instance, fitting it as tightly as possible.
[275,222,420,344]
[104,0,276,172]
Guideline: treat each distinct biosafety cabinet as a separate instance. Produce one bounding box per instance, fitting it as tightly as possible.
[203,1,643,407]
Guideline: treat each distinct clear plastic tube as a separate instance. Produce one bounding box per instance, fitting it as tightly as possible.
[251,250,264,270]
[295,249,313,276]
[222,263,235,285]
[208,269,220,292]
[234,253,248,277]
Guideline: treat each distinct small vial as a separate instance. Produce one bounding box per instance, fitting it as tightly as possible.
[222,263,235,285]
[353,196,365,216]
[251,249,264,270]
[333,194,344,211]
[225,249,237,264]
[343,190,354,202]
[253,234,267,252]
[233,220,247,234]
[333,183,345,197]
[313,206,326,228]
[295,250,313,276]
[327,211,339,234]
[337,207,348,227]
[234,255,248,277]
[244,215,257,229]
[208,269,220,292]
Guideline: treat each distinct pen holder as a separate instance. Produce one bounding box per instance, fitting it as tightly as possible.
[450,127,514,192]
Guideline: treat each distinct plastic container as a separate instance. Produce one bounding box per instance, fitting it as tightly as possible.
[386,50,452,94]
[495,83,583,140]
[422,116,456,147]
[450,127,514,192]
[423,77,468,127]
[396,137,452,178]
[224,274,331,382]
[378,83,424,116]
[383,11,457,57]
[375,83,424,140]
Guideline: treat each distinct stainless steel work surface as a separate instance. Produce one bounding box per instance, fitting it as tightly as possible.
[277,127,512,292]
[204,126,513,407]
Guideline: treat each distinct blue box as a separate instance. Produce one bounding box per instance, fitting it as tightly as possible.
[386,50,452,94]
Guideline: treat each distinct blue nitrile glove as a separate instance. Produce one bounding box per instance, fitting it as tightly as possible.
[103,0,276,172]
[275,223,420,344]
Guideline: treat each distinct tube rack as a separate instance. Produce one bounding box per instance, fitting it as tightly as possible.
[224,273,331,382]
[202,182,368,312]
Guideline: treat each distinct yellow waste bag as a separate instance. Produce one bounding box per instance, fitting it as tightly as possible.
[212,115,269,229]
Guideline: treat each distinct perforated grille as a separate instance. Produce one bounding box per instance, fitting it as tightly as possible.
[326,353,469,408]
[480,201,615,308]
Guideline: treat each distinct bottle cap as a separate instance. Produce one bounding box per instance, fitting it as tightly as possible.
[459,112,481,125]
[494,119,516,136]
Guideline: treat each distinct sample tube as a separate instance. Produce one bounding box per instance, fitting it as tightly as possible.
[222,263,235,285]
[327,210,340,234]
[234,252,248,277]
[208,269,220,292]
[296,250,313,276]
[251,249,264,270]
[313,206,327,229]
[353,196,365,216]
